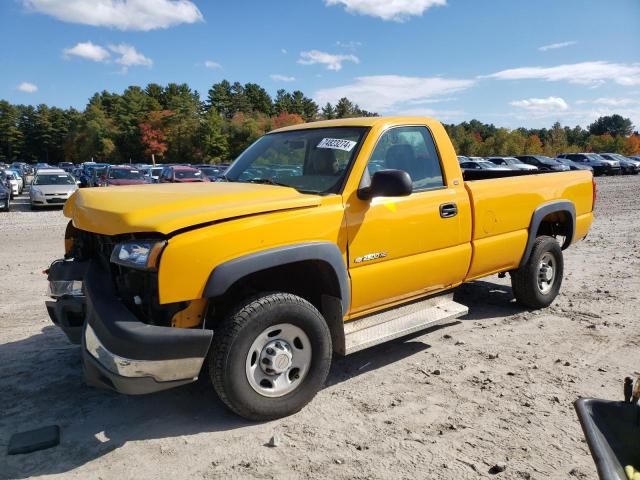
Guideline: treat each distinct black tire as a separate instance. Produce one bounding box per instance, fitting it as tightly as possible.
[511,235,563,309]
[2,198,9,212]
[209,292,332,421]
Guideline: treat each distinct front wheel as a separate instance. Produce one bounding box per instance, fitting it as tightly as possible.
[511,235,563,309]
[209,292,332,421]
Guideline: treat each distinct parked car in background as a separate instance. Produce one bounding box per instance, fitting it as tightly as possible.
[459,160,510,171]
[58,162,75,173]
[30,169,78,209]
[9,168,24,193]
[159,165,209,183]
[598,153,639,175]
[456,155,470,163]
[515,155,569,172]
[555,157,593,172]
[80,164,109,187]
[100,165,149,186]
[146,166,163,183]
[194,164,227,181]
[556,153,620,176]
[2,170,20,197]
[486,156,538,171]
[35,163,53,171]
[0,182,10,211]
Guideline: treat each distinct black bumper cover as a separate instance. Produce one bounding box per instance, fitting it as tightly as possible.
[47,258,213,394]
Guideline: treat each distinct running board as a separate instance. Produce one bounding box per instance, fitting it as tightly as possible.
[343,293,468,355]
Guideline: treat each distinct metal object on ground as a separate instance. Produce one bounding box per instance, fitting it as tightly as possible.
[8,425,60,455]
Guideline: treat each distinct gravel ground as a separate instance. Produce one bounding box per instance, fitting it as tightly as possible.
[1,176,639,480]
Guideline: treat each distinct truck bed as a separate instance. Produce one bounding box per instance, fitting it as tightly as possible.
[462,170,594,281]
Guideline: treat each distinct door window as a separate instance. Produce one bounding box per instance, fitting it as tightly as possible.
[367,126,444,190]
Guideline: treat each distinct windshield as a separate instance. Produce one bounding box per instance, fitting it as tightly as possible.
[199,167,219,176]
[175,169,202,180]
[224,127,369,194]
[504,158,522,165]
[109,169,144,180]
[33,173,75,185]
[151,168,163,176]
[477,161,497,169]
[587,154,605,161]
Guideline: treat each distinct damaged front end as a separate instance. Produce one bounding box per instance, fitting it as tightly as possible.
[45,222,212,394]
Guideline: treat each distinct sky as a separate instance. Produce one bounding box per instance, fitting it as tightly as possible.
[1,0,639,129]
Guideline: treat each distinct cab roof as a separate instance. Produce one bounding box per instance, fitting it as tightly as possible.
[270,116,438,133]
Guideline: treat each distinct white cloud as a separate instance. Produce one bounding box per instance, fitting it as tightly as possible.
[483,61,640,86]
[17,82,38,93]
[510,97,569,113]
[204,60,222,69]
[23,0,203,31]
[298,50,359,71]
[314,75,474,112]
[63,41,111,62]
[325,0,446,21]
[281,48,287,54]
[108,43,152,68]
[270,74,296,82]
[538,40,577,52]
[590,97,639,107]
[335,40,362,49]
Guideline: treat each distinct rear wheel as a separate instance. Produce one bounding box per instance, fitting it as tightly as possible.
[511,235,563,309]
[209,292,332,421]
[2,197,9,212]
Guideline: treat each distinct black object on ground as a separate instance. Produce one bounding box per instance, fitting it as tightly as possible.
[7,425,60,455]
[574,398,640,480]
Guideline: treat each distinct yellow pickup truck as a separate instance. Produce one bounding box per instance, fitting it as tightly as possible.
[46,116,595,420]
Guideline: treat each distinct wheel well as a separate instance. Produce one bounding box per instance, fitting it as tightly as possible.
[206,260,342,327]
[536,210,573,249]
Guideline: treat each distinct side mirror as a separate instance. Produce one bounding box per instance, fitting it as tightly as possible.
[358,169,412,200]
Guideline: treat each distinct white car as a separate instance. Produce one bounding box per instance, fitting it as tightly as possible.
[3,170,20,197]
[486,157,538,171]
[9,169,24,193]
[30,169,78,209]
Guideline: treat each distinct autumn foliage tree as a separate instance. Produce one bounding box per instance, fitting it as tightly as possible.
[139,110,171,164]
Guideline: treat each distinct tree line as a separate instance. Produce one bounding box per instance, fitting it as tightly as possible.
[0,80,638,165]
[445,115,639,158]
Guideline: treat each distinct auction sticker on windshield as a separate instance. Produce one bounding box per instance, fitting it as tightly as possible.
[317,138,357,152]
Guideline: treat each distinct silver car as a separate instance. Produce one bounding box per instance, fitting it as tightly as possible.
[30,169,78,209]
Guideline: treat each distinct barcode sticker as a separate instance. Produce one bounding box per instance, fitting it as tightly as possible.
[317,138,357,152]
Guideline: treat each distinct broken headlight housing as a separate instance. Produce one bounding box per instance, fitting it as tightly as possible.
[110,240,166,271]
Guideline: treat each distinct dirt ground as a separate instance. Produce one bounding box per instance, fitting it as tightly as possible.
[0,175,638,480]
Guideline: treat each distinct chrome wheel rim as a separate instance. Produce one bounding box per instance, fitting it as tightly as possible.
[537,252,556,295]
[245,323,312,398]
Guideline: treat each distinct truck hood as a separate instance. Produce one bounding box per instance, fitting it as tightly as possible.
[64,182,322,235]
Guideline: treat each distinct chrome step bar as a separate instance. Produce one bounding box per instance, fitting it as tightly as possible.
[343,293,468,354]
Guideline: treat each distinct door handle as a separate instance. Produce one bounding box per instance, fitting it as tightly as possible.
[439,203,458,218]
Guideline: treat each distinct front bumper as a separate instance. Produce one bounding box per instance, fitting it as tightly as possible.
[47,259,213,395]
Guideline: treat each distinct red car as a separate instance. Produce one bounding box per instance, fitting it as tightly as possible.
[100,166,148,186]
[159,165,209,183]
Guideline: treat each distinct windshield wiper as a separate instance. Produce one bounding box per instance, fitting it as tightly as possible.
[244,178,290,187]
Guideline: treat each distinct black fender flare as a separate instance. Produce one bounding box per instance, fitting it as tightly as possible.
[204,242,350,316]
[519,200,575,267]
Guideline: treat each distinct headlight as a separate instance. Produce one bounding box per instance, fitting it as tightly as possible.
[48,280,83,298]
[110,240,166,271]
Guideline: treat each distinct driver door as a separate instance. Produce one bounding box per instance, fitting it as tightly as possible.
[345,126,471,316]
